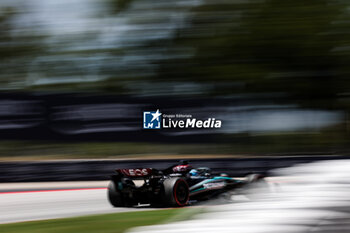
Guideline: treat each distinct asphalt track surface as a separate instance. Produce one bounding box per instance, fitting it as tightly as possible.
[0,181,152,224]
[0,178,283,225]
[3,160,350,233]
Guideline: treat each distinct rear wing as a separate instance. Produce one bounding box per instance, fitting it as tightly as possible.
[116,168,154,177]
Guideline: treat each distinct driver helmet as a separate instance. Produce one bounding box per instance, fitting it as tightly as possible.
[189,169,199,177]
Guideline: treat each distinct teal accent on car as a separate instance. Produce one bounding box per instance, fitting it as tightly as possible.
[191,187,206,194]
[189,176,240,191]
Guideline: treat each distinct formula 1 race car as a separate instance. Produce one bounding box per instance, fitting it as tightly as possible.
[108,161,264,207]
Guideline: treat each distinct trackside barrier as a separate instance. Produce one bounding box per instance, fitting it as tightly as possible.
[0,155,347,182]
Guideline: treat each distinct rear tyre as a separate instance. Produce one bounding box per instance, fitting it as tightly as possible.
[108,181,124,207]
[162,178,189,207]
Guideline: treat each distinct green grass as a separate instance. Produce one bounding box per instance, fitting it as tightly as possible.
[0,209,184,233]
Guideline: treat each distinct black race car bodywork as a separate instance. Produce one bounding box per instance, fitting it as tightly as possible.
[108,162,263,207]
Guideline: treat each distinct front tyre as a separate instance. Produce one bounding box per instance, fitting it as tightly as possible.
[162,178,189,207]
[245,173,264,183]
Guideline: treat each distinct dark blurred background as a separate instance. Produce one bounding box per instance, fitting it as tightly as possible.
[0,0,350,159]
